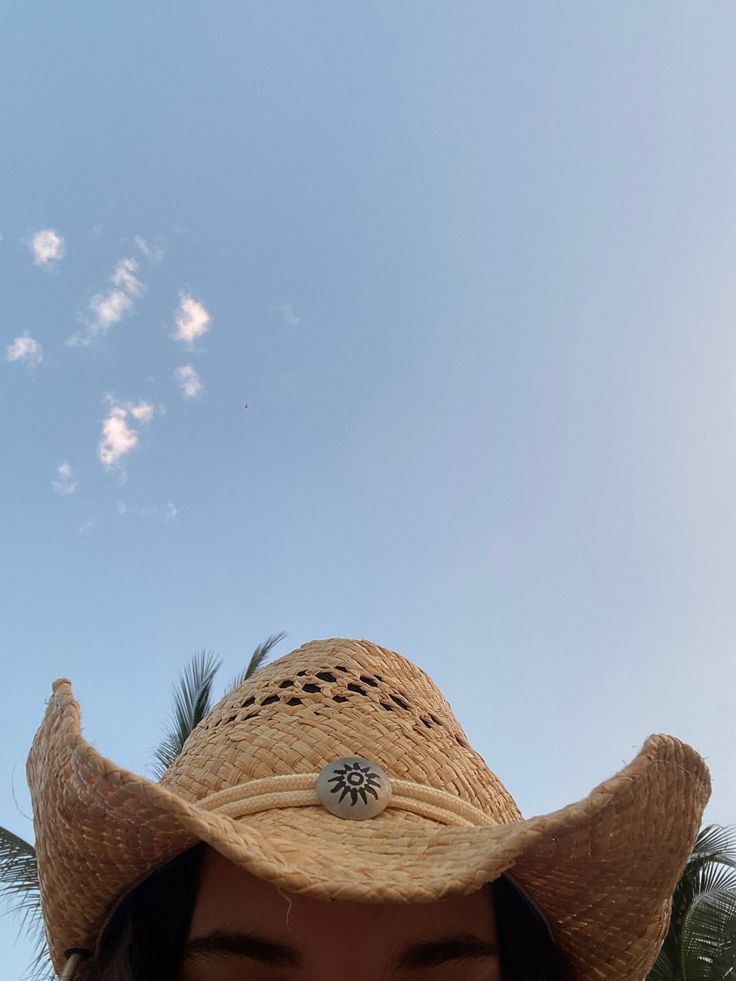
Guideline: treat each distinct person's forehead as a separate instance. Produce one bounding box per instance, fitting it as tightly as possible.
[189,846,496,938]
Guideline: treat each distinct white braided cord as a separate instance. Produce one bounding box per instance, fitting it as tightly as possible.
[198,773,498,827]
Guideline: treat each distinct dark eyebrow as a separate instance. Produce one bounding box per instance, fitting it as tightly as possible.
[392,932,499,970]
[182,929,498,971]
[182,931,303,967]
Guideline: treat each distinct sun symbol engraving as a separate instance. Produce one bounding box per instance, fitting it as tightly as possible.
[327,760,383,807]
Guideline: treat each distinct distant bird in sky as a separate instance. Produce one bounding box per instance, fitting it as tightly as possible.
[243,403,248,409]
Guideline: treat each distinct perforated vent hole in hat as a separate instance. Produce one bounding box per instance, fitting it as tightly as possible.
[206,667,423,731]
[418,713,446,729]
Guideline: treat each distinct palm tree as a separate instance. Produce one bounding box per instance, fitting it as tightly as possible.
[0,632,286,980]
[648,823,736,980]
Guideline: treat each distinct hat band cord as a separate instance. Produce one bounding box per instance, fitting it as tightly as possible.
[59,949,89,980]
[197,773,499,827]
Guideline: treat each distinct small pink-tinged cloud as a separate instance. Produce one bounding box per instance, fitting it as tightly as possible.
[89,289,133,329]
[134,235,165,263]
[99,406,136,468]
[68,257,144,346]
[128,400,154,422]
[175,364,204,399]
[98,398,155,470]
[172,293,211,347]
[111,256,143,296]
[5,332,43,368]
[29,228,65,267]
[52,461,78,495]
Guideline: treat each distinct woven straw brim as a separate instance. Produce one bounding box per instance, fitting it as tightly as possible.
[28,676,711,981]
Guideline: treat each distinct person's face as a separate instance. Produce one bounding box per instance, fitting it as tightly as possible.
[177,846,501,981]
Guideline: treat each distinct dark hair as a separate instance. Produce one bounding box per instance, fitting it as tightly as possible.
[87,844,574,980]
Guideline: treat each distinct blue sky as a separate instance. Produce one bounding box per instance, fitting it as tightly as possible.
[2,3,736,976]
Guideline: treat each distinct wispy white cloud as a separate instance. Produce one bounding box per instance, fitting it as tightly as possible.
[28,228,65,267]
[90,289,133,327]
[52,461,78,495]
[98,397,155,470]
[99,406,137,468]
[111,256,143,296]
[5,332,43,368]
[175,364,204,399]
[134,235,165,263]
[116,499,178,522]
[68,257,144,347]
[128,400,154,422]
[171,293,211,348]
[276,302,300,326]
[79,518,95,535]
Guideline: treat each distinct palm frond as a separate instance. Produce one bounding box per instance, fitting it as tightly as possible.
[692,824,736,871]
[648,823,736,980]
[19,932,55,981]
[711,912,736,980]
[0,825,54,980]
[0,825,37,897]
[674,826,736,944]
[225,632,287,693]
[151,649,222,780]
[681,886,736,978]
[647,941,677,981]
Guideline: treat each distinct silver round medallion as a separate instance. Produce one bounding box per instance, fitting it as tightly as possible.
[316,756,392,820]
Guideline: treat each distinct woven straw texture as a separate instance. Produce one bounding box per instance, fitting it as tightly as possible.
[27,638,712,981]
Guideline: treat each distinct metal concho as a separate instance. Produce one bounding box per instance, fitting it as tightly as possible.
[316,756,392,820]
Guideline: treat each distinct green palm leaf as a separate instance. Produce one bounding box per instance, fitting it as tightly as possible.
[0,825,53,980]
[225,631,287,693]
[649,944,679,981]
[151,633,286,780]
[151,649,223,780]
[648,824,736,980]
[682,889,736,978]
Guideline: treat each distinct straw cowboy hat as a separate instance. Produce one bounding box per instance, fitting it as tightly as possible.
[27,638,712,980]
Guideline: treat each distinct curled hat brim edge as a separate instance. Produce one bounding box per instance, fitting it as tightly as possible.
[28,679,712,981]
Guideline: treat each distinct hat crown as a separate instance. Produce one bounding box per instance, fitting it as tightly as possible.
[27,637,713,981]
[161,638,521,824]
